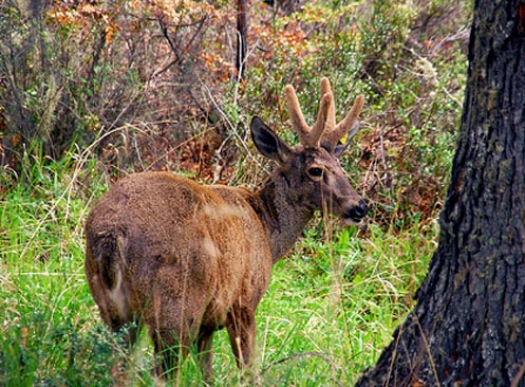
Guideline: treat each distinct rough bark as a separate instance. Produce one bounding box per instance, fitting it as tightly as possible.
[357,0,525,386]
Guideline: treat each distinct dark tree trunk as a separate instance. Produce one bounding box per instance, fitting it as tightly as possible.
[357,1,525,386]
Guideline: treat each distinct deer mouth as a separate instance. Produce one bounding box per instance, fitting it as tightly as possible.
[342,216,362,225]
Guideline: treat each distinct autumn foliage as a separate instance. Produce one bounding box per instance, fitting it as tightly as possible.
[0,0,469,228]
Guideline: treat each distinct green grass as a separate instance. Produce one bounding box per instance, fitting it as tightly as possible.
[0,153,437,386]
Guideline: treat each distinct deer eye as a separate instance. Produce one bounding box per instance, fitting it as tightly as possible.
[307,167,324,180]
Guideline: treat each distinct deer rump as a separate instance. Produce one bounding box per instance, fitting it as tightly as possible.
[85,171,272,348]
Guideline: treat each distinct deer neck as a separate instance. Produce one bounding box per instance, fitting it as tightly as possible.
[249,169,314,263]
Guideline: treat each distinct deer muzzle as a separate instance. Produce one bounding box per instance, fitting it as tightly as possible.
[342,199,368,225]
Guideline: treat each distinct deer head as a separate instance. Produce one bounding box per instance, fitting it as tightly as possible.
[251,77,368,226]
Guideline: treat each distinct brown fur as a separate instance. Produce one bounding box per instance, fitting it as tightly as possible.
[84,78,368,380]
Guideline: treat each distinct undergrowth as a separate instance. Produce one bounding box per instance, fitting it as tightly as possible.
[0,145,437,385]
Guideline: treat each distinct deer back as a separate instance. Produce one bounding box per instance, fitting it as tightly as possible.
[85,171,272,330]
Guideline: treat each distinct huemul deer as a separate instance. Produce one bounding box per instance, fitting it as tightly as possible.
[84,78,368,380]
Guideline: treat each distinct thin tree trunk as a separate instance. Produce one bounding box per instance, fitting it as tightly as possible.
[357,1,525,386]
[236,0,247,79]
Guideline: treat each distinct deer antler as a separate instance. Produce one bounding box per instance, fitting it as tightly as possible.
[285,84,331,148]
[285,77,365,150]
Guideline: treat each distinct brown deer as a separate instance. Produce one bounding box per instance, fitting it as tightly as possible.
[84,78,368,381]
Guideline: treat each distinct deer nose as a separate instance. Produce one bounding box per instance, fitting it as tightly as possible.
[346,199,368,221]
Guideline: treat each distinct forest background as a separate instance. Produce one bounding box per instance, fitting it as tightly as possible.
[0,0,470,385]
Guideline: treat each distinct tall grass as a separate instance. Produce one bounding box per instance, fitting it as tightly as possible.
[0,144,437,386]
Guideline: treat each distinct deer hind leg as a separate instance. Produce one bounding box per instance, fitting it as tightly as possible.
[149,298,199,379]
[151,328,187,379]
[226,305,256,369]
[152,325,214,381]
[197,326,215,383]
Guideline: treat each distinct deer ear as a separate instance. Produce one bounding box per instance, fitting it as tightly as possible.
[333,121,360,158]
[333,141,346,157]
[251,116,292,165]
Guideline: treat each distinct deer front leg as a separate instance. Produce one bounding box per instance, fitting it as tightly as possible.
[226,306,256,368]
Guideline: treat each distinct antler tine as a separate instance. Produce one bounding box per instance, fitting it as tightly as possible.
[320,77,332,96]
[310,92,333,145]
[285,84,327,148]
[285,85,310,143]
[321,78,336,131]
[322,94,365,148]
